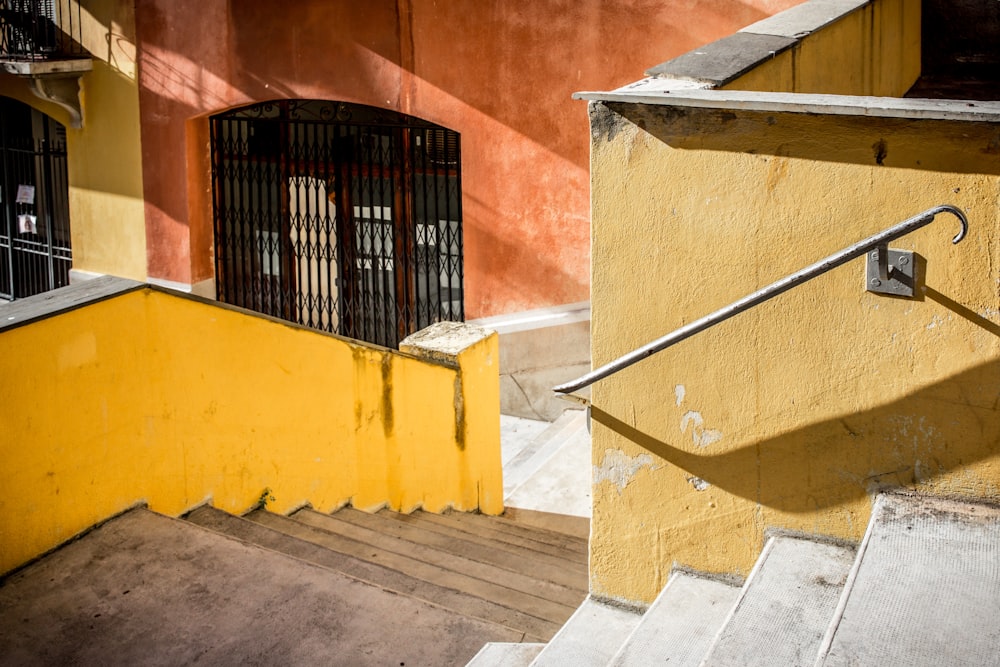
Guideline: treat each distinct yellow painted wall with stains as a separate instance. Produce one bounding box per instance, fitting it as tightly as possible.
[587,0,1000,604]
[0,287,501,575]
[0,0,147,282]
[726,0,921,96]
[589,101,1000,605]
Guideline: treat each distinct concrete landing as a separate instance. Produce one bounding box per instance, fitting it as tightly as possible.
[817,493,1000,666]
[0,509,522,666]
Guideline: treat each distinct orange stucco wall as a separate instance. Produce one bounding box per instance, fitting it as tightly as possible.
[135,0,799,317]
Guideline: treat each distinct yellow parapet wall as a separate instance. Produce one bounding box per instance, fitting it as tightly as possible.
[725,0,921,97]
[587,100,1000,604]
[0,284,501,575]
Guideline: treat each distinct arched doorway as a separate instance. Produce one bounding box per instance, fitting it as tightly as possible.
[0,96,71,300]
[210,100,463,348]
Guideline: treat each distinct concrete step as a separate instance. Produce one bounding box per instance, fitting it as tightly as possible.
[504,422,591,519]
[528,596,644,667]
[185,506,558,640]
[608,571,741,666]
[314,507,588,593]
[816,493,1000,666]
[244,508,579,634]
[701,534,855,667]
[384,508,589,565]
[291,508,586,608]
[467,642,546,667]
[0,508,521,665]
[503,410,587,496]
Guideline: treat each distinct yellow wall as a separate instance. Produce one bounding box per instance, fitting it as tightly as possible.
[588,101,1000,604]
[70,0,147,279]
[0,288,501,575]
[0,0,147,281]
[726,0,921,96]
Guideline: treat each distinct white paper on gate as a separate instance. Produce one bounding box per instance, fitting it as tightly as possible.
[18,214,37,234]
[15,184,35,205]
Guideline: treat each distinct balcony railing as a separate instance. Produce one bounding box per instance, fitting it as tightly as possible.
[0,0,85,62]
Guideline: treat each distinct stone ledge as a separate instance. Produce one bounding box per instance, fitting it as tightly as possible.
[573,88,1000,123]
[0,275,144,333]
[646,32,796,86]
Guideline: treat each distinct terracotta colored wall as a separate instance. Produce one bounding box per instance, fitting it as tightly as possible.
[135,0,799,317]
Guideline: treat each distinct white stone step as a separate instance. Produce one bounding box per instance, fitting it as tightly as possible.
[503,410,587,496]
[529,596,643,667]
[701,534,855,667]
[609,571,741,666]
[504,423,592,518]
[466,642,545,667]
[816,493,1000,666]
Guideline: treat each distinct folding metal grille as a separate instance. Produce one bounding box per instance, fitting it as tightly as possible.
[0,96,71,301]
[210,100,464,348]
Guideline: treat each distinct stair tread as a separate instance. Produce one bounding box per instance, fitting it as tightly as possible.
[503,410,588,495]
[608,572,740,667]
[702,535,855,667]
[292,508,586,607]
[466,642,546,667]
[384,509,588,563]
[313,507,588,592]
[185,506,557,640]
[529,596,643,667]
[243,509,579,628]
[817,493,1000,667]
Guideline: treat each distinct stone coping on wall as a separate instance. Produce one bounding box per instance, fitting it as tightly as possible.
[645,0,869,86]
[591,0,1000,124]
[573,87,1000,123]
[1,277,497,372]
[0,275,144,333]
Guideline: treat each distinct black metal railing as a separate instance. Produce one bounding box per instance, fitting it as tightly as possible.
[210,100,464,348]
[0,96,72,300]
[0,0,85,61]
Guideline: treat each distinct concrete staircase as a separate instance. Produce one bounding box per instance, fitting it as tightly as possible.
[0,505,588,665]
[469,492,1000,666]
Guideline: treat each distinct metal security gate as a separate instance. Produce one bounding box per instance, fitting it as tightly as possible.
[0,96,71,301]
[210,100,464,348]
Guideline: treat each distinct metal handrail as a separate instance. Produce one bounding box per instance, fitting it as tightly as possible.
[554,204,968,396]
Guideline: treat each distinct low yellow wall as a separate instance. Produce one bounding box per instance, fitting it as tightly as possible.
[0,288,501,575]
[726,0,921,97]
[588,101,1000,604]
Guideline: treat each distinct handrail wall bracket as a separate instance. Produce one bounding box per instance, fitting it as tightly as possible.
[866,245,914,297]
[554,204,969,399]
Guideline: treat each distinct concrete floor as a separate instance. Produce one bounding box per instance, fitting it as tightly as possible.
[0,510,524,667]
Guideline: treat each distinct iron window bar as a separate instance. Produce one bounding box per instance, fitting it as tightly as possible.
[554,204,968,399]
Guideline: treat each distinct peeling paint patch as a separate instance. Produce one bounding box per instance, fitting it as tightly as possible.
[680,410,723,447]
[594,449,657,494]
[680,410,703,433]
[687,476,710,491]
[675,384,686,406]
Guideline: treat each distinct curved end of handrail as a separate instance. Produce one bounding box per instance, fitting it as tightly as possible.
[930,204,968,244]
